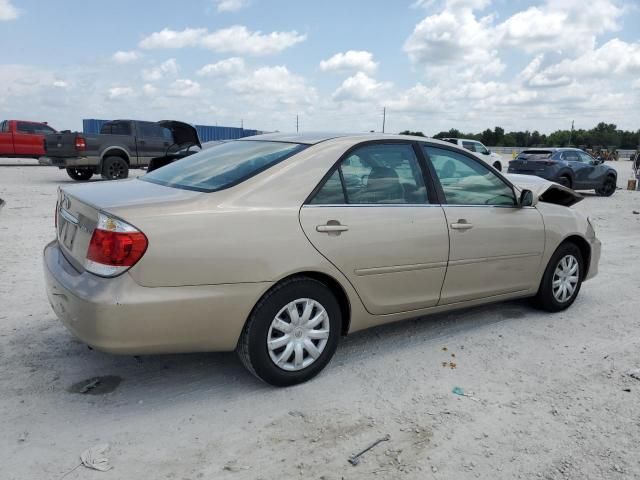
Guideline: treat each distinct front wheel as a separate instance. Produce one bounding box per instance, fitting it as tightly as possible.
[66,168,93,181]
[558,175,572,189]
[237,277,341,386]
[533,242,584,312]
[595,176,616,196]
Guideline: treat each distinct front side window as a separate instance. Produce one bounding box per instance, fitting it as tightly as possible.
[474,142,490,155]
[462,141,475,152]
[310,143,429,205]
[35,124,55,135]
[577,151,594,163]
[424,146,516,206]
[142,140,306,192]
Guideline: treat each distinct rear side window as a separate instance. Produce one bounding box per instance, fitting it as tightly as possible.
[141,140,306,192]
[310,143,429,205]
[562,151,580,162]
[0,121,7,132]
[424,146,515,206]
[462,141,475,151]
[101,122,131,135]
[139,122,171,140]
[17,122,35,133]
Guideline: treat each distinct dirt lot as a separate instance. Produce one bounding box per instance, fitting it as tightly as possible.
[1,161,639,480]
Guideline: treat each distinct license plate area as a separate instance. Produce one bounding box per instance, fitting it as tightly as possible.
[58,209,80,251]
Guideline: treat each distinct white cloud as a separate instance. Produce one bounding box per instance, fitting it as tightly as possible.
[108,86,134,100]
[385,83,444,113]
[320,50,379,74]
[229,65,317,106]
[52,80,68,88]
[139,28,206,49]
[141,58,179,82]
[112,50,139,63]
[332,72,392,102]
[633,79,640,90]
[0,0,19,21]
[197,57,245,77]
[168,79,201,97]
[215,0,249,12]
[142,83,158,96]
[139,26,306,56]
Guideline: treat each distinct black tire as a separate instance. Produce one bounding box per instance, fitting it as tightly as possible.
[493,161,502,172]
[558,175,572,189]
[595,175,616,197]
[66,168,93,181]
[532,242,584,312]
[237,276,341,386]
[101,156,129,180]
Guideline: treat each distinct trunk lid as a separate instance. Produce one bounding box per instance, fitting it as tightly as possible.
[157,120,201,148]
[56,179,203,270]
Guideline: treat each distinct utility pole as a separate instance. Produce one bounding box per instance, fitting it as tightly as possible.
[382,107,386,133]
[568,120,574,146]
[296,114,299,133]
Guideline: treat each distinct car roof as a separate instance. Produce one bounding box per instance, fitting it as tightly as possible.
[240,132,458,146]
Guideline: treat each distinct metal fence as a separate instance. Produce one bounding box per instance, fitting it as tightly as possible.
[82,119,260,142]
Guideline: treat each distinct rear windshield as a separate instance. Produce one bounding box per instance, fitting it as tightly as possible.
[519,150,553,160]
[141,140,307,192]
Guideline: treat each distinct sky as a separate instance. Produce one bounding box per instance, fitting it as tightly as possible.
[0,0,639,135]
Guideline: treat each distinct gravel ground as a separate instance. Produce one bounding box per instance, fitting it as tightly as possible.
[1,161,639,480]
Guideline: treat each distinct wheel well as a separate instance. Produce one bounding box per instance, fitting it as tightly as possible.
[102,150,130,164]
[277,271,351,336]
[562,235,591,279]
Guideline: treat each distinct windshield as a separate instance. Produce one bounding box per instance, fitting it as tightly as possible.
[141,140,307,192]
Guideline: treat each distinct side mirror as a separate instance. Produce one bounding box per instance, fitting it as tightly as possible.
[519,189,537,207]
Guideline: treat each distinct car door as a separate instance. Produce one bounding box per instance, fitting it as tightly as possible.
[575,151,605,188]
[137,122,171,165]
[299,142,450,315]
[13,121,42,155]
[561,150,591,189]
[422,144,545,304]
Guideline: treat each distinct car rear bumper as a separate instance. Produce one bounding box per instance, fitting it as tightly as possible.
[43,240,271,354]
[39,156,96,168]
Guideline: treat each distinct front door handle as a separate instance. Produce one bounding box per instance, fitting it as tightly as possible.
[316,220,348,235]
[450,219,473,230]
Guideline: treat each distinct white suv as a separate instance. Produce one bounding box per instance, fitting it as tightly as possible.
[442,138,503,171]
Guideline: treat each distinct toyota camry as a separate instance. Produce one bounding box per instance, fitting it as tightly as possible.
[44,133,601,386]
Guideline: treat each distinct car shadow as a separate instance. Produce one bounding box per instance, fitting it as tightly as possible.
[19,298,542,408]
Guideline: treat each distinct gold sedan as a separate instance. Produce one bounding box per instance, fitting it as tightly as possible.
[44,133,600,386]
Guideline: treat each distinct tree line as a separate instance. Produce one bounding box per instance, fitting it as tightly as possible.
[400,123,640,149]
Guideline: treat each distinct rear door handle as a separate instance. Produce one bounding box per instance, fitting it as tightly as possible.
[450,220,473,230]
[316,221,349,234]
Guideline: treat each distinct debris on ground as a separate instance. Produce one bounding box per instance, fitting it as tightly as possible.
[452,386,480,402]
[348,434,391,466]
[632,211,639,215]
[223,461,251,472]
[80,444,112,472]
[79,378,100,394]
[626,369,640,381]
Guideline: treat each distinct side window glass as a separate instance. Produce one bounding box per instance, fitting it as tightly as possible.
[342,144,428,204]
[110,122,131,135]
[564,151,579,162]
[462,141,474,152]
[17,122,34,134]
[475,142,489,155]
[424,146,515,206]
[309,170,345,204]
[577,152,593,163]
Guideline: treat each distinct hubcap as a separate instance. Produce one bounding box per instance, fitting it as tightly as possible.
[267,298,330,372]
[552,255,579,303]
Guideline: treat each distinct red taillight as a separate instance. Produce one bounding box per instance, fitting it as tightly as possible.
[87,230,147,266]
[75,135,86,151]
[85,213,147,277]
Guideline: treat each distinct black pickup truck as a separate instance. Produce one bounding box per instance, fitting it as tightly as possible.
[40,119,200,180]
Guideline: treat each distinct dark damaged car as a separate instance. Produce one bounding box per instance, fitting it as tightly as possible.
[508,148,617,196]
[40,120,200,181]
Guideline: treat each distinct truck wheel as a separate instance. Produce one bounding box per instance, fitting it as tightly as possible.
[66,168,93,181]
[102,156,129,180]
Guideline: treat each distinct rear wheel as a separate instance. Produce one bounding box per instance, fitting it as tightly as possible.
[533,242,584,312]
[101,156,129,180]
[66,168,93,181]
[558,175,572,189]
[237,276,341,386]
[595,175,616,196]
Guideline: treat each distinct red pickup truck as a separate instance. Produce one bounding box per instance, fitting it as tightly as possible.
[0,120,57,158]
